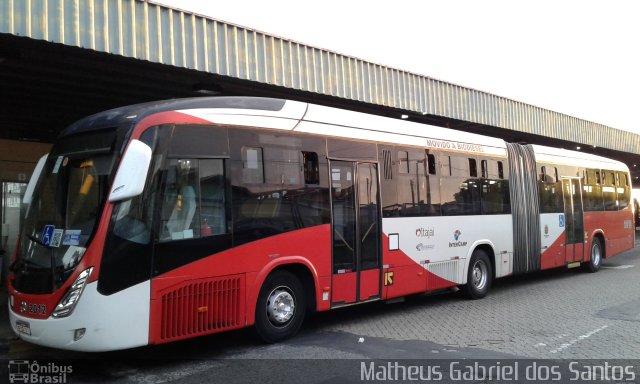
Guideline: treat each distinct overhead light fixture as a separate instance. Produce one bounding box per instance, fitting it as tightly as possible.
[401,114,409,119]
[193,88,221,96]
[192,82,223,96]
[576,146,581,150]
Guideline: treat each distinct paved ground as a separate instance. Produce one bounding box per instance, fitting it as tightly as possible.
[1,240,640,383]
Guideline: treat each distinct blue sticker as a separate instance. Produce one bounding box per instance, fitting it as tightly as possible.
[62,230,82,246]
[41,225,55,246]
[559,214,565,228]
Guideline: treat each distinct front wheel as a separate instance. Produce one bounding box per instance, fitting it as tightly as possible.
[584,237,602,273]
[254,271,306,343]
[460,250,492,299]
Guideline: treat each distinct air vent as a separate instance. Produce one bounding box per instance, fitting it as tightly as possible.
[158,275,245,342]
[426,260,459,289]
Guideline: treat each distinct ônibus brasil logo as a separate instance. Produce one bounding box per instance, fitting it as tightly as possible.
[8,360,72,383]
[449,229,467,248]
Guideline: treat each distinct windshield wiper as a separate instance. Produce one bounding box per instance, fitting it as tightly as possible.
[28,234,53,248]
[27,234,57,290]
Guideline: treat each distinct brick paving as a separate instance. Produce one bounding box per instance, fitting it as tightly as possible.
[316,247,640,358]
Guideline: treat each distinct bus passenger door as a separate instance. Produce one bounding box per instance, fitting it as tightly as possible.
[562,178,585,263]
[330,161,382,306]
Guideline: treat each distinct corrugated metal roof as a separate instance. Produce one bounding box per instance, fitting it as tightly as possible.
[1,0,639,154]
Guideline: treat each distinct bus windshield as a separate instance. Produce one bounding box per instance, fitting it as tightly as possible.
[13,131,119,294]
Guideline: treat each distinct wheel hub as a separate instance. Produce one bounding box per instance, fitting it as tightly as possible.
[592,243,601,265]
[472,260,487,290]
[267,288,295,325]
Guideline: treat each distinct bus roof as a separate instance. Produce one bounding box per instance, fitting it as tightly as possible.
[60,97,287,137]
[58,96,628,171]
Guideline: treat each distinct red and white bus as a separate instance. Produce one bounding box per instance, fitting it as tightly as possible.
[8,97,634,351]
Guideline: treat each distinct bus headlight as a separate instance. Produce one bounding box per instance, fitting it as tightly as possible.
[52,267,94,318]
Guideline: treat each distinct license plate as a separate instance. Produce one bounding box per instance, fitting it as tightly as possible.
[15,320,31,336]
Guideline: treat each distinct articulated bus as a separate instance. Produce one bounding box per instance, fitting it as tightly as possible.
[8,97,634,351]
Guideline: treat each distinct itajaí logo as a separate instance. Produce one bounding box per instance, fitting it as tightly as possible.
[449,229,467,248]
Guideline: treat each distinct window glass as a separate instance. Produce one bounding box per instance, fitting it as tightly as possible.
[160,159,201,241]
[440,154,451,176]
[101,127,160,295]
[379,146,398,217]
[617,171,630,210]
[480,179,511,214]
[200,160,227,235]
[331,162,356,272]
[441,155,480,215]
[158,158,227,243]
[302,151,319,184]
[450,155,469,177]
[427,154,436,175]
[485,159,506,179]
[382,149,393,180]
[583,168,604,211]
[398,150,409,174]
[264,147,302,185]
[242,147,264,184]
[603,170,618,211]
[538,163,563,213]
[479,157,510,214]
[397,149,439,216]
[469,158,478,177]
[230,130,330,246]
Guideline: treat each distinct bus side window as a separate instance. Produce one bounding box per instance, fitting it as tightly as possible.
[617,171,630,210]
[538,164,562,213]
[480,159,510,214]
[302,151,319,185]
[603,170,618,211]
[426,153,436,175]
[397,148,438,217]
[160,159,201,241]
[159,158,228,242]
[242,146,264,184]
[441,154,480,215]
[200,160,227,235]
[585,168,604,211]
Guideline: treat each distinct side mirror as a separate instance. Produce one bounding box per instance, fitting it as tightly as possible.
[23,154,49,205]
[108,140,152,203]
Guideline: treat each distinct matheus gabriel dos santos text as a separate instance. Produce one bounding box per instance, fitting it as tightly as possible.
[361,361,636,382]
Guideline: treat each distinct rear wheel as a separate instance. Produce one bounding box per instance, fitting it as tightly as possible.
[461,249,492,299]
[584,237,602,273]
[254,271,306,343]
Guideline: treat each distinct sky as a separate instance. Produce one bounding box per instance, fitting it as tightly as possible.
[153,0,640,134]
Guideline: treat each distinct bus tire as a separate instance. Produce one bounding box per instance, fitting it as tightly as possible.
[584,237,602,273]
[461,249,492,299]
[254,270,306,343]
